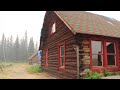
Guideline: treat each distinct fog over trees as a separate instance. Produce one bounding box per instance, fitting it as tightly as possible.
[0,30,38,62]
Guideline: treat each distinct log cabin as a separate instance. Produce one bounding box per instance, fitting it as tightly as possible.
[39,11,120,79]
[28,52,39,65]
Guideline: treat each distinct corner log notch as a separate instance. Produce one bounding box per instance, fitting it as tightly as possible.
[73,45,80,79]
[79,39,90,78]
[75,34,90,78]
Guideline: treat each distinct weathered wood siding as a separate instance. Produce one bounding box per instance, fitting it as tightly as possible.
[76,34,120,74]
[75,34,90,74]
[41,11,77,79]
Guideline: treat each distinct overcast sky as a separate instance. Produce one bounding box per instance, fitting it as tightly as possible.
[0,11,120,44]
[0,11,46,43]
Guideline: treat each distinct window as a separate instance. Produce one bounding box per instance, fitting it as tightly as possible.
[91,41,103,66]
[45,49,48,67]
[58,42,65,69]
[60,46,65,67]
[90,40,118,67]
[51,23,56,34]
[106,42,116,66]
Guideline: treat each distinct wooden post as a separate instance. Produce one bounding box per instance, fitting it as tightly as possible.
[76,45,79,79]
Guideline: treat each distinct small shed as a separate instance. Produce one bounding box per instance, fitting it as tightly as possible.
[28,52,39,65]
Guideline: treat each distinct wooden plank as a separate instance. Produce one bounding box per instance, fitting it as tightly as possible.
[66,59,76,62]
[76,45,80,79]
[84,56,90,59]
[66,55,76,58]
[83,60,90,64]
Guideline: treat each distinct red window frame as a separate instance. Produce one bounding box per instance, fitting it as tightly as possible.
[45,48,48,67]
[58,42,66,70]
[90,38,119,69]
[90,40,103,67]
[105,40,119,66]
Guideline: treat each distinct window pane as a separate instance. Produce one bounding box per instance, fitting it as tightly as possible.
[92,55,103,66]
[106,42,116,66]
[52,23,56,33]
[91,41,102,54]
[91,41,103,66]
[107,55,115,65]
[106,42,115,53]
[61,46,64,56]
[61,57,64,66]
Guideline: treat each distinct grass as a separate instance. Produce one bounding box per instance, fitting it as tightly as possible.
[103,71,120,77]
[84,69,120,79]
[0,62,56,79]
[26,65,42,74]
[85,70,103,79]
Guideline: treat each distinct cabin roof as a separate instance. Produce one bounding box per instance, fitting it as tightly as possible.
[55,11,120,38]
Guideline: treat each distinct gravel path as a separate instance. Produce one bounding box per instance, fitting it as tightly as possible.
[0,63,57,79]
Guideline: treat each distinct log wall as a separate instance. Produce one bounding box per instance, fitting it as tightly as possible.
[41,11,77,79]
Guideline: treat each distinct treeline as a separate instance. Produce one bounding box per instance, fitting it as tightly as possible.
[0,31,38,62]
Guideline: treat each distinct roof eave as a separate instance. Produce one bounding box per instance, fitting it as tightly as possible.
[54,11,76,35]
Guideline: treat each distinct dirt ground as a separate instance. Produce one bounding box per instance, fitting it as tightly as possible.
[101,76,120,79]
[0,63,57,79]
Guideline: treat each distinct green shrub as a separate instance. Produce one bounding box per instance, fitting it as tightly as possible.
[103,71,115,77]
[85,70,103,79]
[103,71,120,76]
[27,65,42,73]
[114,72,120,75]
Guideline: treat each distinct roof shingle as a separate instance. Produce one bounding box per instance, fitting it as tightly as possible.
[55,11,120,38]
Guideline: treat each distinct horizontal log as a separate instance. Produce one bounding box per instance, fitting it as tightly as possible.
[48,54,58,57]
[48,31,73,42]
[48,46,58,49]
[66,55,76,58]
[45,68,76,79]
[79,53,90,56]
[65,62,77,66]
[82,45,90,48]
[47,62,58,65]
[66,51,76,55]
[48,48,58,51]
[66,57,77,59]
[44,67,58,70]
[48,60,58,62]
[65,67,77,71]
[66,45,74,49]
[66,40,76,45]
[83,47,90,50]
[48,59,58,61]
[48,52,58,55]
[65,65,77,68]
[81,58,90,61]
[66,59,77,62]
[84,50,90,53]
[66,42,76,46]
[47,64,58,67]
[83,56,90,59]
[48,56,58,58]
[65,69,77,75]
[83,60,90,64]
[82,64,90,69]
[66,48,75,52]
[66,62,77,65]
[49,50,58,54]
